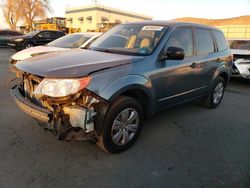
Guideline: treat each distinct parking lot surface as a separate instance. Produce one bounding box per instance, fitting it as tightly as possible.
[0,48,250,188]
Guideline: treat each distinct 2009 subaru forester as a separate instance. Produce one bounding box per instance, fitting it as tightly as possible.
[11,21,232,153]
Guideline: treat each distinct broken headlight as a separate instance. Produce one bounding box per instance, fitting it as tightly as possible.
[33,77,91,97]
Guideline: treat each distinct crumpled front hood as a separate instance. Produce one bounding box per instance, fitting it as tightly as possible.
[12,46,68,61]
[15,49,144,78]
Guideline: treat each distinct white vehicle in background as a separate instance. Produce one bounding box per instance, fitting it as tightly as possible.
[229,39,250,79]
[9,32,102,65]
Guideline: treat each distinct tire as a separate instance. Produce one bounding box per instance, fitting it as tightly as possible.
[23,42,33,49]
[97,96,144,153]
[202,76,226,108]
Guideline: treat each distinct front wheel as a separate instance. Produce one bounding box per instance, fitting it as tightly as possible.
[202,76,226,108]
[23,42,33,49]
[97,96,144,153]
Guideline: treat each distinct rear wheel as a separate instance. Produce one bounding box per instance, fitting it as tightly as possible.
[202,76,225,108]
[97,96,144,153]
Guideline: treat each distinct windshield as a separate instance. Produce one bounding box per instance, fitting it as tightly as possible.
[47,34,91,48]
[25,30,40,37]
[90,24,167,56]
[229,40,250,50]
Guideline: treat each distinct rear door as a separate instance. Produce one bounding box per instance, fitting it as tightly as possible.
[193,28,220,92]
[35,31,53,45]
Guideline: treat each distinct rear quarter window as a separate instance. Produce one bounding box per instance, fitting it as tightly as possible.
[212,30,228,51]
[195,28,215,56]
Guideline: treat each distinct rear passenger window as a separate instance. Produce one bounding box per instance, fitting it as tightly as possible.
[166,27,193,57]
[212,30,228,51]
[195,28,214,56]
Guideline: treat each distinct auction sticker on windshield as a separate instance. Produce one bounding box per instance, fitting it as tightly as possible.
[142,26,164,31]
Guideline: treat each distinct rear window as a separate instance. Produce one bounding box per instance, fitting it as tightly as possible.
[195,28,215,56]
[212,30,228,51]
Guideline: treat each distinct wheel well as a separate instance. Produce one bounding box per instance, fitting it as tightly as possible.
[219,72,229,85]
[121,90,149,116]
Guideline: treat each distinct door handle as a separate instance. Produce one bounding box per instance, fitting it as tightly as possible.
[190,62,197,68]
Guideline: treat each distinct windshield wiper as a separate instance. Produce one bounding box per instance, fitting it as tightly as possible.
[89,47,143,56]
[90,48,123,54]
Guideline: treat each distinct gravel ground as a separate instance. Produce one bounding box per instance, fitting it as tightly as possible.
[0,48,250,188]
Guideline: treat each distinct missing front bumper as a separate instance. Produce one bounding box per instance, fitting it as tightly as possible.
[10,85,98,141]
[10,85,52,123]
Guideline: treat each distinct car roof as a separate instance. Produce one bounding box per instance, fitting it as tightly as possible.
[122,20,221,31]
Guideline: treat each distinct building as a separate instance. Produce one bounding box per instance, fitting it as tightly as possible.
[65,5,153,32]
[217,25,250,39]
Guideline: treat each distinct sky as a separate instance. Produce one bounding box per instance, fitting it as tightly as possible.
[1,0,250,29]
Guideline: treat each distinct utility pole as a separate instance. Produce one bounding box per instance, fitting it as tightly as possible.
[91,0,100,4]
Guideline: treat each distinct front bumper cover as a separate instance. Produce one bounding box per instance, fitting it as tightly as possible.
[10,84,102,141]
[10,85,52,123]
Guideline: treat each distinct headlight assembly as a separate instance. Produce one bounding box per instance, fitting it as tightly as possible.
[33,77,91,97]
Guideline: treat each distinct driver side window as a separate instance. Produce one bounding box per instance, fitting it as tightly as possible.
[37,32,51,38]
[166,27,193,57]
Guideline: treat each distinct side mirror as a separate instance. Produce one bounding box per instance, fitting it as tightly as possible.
[165,46,185,60]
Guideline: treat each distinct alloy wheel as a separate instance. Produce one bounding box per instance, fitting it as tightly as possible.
[213,82,224,104]
[111,108,139,146]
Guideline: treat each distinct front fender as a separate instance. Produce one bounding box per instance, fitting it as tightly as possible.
[100,75,155,113]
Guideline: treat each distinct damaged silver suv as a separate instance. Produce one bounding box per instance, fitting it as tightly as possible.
[11,21,232,153]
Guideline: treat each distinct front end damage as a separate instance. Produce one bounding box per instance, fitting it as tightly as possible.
[232,54,250,79]
[11,71,109,142]
[233,59,250,79]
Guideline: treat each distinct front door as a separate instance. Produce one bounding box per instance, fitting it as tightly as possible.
[35,31,53,46]
[153,27,202,110]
